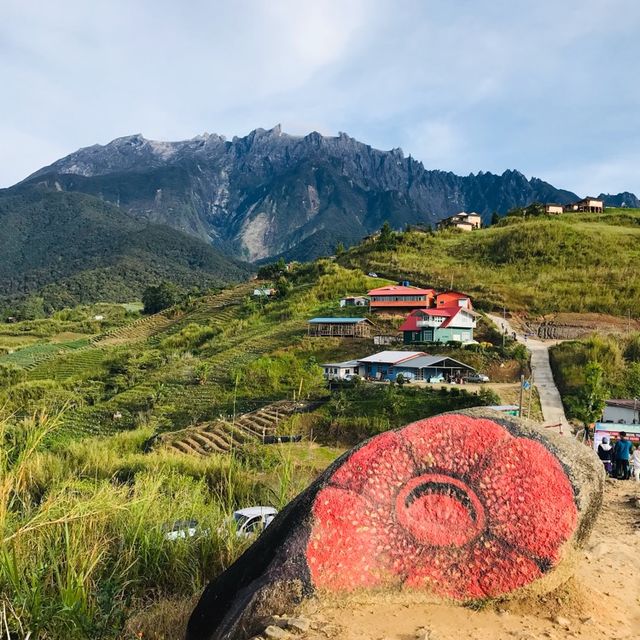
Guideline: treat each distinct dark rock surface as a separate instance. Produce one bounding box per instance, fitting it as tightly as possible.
[187,409,604,640]
[16,126,627,262]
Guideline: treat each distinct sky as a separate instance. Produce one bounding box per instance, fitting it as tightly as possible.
[1,0,640,194]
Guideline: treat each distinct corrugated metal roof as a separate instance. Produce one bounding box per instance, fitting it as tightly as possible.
[368,285,434,295]
[308,317,371,324]
[358,350,425,364]
[321,360,361,368]
[398,355,475,370]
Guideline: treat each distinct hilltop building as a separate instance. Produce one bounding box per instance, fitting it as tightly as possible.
[569,197,604,213]
[437,212,482,231]
[339,296,369,307]
[399,306,477,344]
[307,317,373,338]
[368,285,436,314]
[435,291,473,310]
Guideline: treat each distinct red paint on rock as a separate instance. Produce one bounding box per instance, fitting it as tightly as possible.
[306,414,578,599]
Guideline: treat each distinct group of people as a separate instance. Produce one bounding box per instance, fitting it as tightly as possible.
[597,431,640,480]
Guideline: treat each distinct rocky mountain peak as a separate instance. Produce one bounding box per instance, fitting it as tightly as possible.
[16,127,639,263]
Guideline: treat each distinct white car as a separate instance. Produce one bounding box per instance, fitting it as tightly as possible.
[367,272,378,278]
[232,506,278,538]
[466,373,490,383]
[164,519,203,541]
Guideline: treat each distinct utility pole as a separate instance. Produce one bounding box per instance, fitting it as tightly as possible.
[518,374,525,417]
[502,306,506,348]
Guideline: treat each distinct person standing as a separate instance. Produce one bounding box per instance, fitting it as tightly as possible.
[632,445,640,482]
[613,431,632,480]
[597,437,614,475]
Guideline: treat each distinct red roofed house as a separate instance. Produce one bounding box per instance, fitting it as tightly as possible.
[399,306,477,344]
[368,285,435,314]
[435,291,473,310]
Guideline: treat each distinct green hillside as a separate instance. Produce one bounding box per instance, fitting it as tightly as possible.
[341,208,640,316]
[0,186,250,311]
[0,262,519,638]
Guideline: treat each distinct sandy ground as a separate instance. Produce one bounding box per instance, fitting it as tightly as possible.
[295,479,640,640]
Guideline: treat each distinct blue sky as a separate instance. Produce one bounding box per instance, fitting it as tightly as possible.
[1,0,639,194]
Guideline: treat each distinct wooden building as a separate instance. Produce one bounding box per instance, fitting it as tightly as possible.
[307,317,374,338]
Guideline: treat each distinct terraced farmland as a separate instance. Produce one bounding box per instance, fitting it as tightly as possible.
[28,348,109,381]
[155,400,315,456]
[0,337,92,370]
[95,283,256,347]
[93,311,176,346]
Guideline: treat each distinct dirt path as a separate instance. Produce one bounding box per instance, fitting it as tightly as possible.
[486,313,570,434]
[296,480,640,640]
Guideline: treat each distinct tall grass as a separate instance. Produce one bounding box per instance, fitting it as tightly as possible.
[0,411,290,639]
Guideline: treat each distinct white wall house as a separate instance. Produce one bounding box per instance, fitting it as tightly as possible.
[602,399,639,424]
[321,360,361,380]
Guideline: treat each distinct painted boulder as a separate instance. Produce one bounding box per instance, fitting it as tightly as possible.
[187,409,604,640]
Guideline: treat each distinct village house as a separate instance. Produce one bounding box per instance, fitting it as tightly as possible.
[307,317,373,338]
[435,291,473,310]
[253,287,276,297]
[399,306,477,344]
[339,296,369,307]
[601,399,640,424]
[368,284,436,314]
[354,350,476,382]
[321,360,361,380]
[437,211,482,231]
[566,197,604,213]
[545,204,564,215]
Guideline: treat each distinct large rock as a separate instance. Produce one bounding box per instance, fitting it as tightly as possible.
[186,409,604,640]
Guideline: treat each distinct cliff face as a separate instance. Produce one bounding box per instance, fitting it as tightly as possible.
[20,125,632,261]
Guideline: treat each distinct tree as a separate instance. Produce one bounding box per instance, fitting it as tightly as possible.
[335,242,346,257]
[567,361,607,430]
[378,221,395,250]
[490,211,501,226]
[15,296,46,321]
[275,276,292,298]
[257,258,286,280]
[142,282,181,314]
[624,362,640,398]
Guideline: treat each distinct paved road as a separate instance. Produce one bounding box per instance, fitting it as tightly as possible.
[486,313,570,434]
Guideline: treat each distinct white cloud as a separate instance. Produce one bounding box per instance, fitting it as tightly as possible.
[1,0,639,194]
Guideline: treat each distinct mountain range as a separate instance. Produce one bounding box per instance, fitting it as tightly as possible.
[19,125,639,262]
[1,125,638,310]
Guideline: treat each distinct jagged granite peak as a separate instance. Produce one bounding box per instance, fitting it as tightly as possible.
[598,191,640,208]
[17,126,639,262]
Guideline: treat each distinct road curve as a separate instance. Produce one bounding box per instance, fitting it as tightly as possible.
[486,313,570,434]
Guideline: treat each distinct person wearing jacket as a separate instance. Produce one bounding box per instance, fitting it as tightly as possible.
[597,436,614,475]
[613,432,632,480]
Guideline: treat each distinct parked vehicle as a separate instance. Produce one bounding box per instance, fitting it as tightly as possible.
[164,519,203,541]
[465,373,490,383]
[368,272,378,278]
[428,374,445,383]
[232,506,278,538]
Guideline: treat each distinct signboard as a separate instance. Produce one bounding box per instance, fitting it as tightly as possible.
[593,422,640,451]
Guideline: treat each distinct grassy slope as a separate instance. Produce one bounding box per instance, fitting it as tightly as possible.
[0,187,250,308]
[341,208,640,316]
[0,264,517,638]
